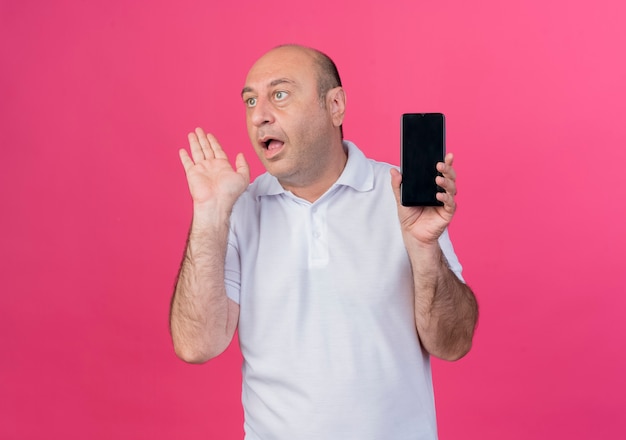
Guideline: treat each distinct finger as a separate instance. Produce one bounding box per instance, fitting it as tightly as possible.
[437,155,457,181]
[179,148,195,173]
[188,131,205,163]
[436,175,457,197]
[195,127,214,159]
[206,133,228,160]
[436,191,456,215]
[235,153,251,182]
[445,152,454,165]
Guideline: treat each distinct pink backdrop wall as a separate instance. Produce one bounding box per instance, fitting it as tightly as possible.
[2,0,625,438]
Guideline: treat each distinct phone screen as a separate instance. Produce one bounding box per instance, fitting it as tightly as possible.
[401,113,445,206]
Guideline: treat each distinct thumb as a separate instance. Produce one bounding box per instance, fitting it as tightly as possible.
[235,153,250,182]
[390,168,402,205]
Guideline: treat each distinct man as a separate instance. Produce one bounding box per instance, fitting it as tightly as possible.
[170,44,478,439]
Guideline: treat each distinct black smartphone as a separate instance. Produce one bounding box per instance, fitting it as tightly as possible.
[401,113,445,206]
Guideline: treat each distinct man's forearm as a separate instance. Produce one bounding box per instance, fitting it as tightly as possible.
[410,243,478,361]
[170,211,237,363]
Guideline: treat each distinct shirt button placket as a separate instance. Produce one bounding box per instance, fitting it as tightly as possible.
[309,203,328,267]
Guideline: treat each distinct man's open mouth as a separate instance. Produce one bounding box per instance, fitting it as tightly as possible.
[262,138,284,150]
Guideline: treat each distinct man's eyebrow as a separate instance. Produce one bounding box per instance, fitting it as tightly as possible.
[241,78,296,97]
[269,78,295,87]
[241,86,253,97]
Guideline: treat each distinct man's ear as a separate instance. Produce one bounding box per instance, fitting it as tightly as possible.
[327,87,346,128]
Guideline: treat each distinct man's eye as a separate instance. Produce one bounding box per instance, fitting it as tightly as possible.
[274,91,287,101]
[245,97,257,107]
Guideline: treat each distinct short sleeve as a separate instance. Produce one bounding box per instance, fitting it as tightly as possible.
[438,228,465,283]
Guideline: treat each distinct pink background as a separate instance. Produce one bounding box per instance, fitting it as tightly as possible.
[2,0,625,438]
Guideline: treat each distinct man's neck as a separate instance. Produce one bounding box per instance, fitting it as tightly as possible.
[281,142,348,203]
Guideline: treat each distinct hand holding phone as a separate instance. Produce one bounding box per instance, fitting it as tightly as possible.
[401,113,446,206]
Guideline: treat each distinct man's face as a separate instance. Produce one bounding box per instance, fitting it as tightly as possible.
[241,47,341,190]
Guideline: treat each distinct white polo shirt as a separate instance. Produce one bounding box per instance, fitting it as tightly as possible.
[225,141,464,440]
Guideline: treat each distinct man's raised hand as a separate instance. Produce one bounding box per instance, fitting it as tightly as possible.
[179,128,250,210]
[390,152,458,246]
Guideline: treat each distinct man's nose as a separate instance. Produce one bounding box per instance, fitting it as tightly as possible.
[250,98,275,127]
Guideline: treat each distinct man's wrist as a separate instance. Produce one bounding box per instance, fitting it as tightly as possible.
[191,201,232,231]
[408,240,446,279]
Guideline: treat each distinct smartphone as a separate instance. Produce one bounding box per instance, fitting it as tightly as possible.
[401,113,445,206]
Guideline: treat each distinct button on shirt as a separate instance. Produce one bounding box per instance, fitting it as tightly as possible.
[225,141,464,440]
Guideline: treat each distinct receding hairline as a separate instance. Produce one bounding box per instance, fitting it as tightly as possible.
[275,44,341,83]
[251,44,342,97]
[268,44,324,64]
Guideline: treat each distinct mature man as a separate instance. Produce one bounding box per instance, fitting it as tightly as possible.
[170,44,478,440]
